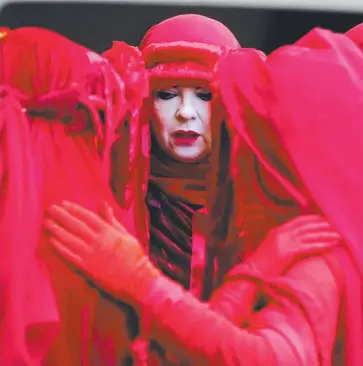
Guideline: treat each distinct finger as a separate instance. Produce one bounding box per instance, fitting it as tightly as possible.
[49,237,85,268]
[285,215,328,229]
[61,201,106,231]
[294,222,333,235]
[46,205,96,242]
[300,231,342,243]
[293,241,341,256]
[43,218,90,257]
[100,201,114,224]
[101,201,127,233]
[111,215,127,233]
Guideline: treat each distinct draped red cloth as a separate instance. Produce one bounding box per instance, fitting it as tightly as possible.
[103,41,150,248]
[0,84,59,365]
[217,27,363,365]
[0,27,145,365]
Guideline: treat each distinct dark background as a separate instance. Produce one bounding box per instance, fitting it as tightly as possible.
[0,2,362,53]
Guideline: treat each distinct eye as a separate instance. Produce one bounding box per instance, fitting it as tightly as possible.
[197,91,213,101]
[156,90,177,100]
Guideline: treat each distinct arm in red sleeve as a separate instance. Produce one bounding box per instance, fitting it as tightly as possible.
[143,255,341,366]
[209,214,341,325]
[209,276,259,324]
[44,203,342,364]
[209,256,266,324]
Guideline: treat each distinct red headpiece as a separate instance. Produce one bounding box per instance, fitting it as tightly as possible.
[140,14,240,87]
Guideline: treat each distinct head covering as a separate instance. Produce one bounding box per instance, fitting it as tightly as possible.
[0,26,133,365]
[140,14,240,86]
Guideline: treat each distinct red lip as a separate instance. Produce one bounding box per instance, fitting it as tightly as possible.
[172,130,200,146]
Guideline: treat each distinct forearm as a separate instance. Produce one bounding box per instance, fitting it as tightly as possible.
[142,276,309,366]
[140,255,340,366]
[209,279,259,324]
[209,254,281,324]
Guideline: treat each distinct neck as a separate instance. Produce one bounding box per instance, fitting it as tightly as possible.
[149,143,210,206]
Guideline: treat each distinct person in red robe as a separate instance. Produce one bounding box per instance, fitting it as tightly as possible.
[217,25,363,365]
[0,26,149,365]
[43,15,348,365]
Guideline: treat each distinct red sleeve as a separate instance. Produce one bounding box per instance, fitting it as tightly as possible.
[209,254,280,324]
[209,279,259,324]
[144,255,341,365]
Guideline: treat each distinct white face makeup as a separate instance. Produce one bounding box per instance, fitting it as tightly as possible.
[151,85,213,163]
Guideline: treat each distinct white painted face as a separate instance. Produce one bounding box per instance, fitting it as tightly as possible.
[151,85,213,163]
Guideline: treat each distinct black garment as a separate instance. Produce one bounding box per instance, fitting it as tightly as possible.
[146,181,202,289]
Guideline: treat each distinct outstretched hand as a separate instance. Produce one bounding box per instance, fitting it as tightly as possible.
[43,201,160,308]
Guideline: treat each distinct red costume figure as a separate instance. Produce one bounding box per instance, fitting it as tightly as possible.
[43,15,345,365]
[0,27,148,365]
[217,26,363,365]
[0,27,59,366]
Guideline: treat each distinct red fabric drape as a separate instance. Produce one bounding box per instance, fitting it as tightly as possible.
[0,27,143,365]
[217,27,363,365]
[0,83,59,365]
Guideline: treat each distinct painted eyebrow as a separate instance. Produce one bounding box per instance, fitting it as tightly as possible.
[158,86,210,91]
[155,87,178,92]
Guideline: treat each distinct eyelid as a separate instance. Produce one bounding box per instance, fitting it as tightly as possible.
[155,90,178,100]
[196,91,213,101]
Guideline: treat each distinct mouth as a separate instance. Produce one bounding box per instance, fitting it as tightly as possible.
[172,130,201,146]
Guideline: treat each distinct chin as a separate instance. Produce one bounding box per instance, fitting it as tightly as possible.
[173,149,207,163]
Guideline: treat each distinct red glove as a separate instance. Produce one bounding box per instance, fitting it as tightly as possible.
[228,214,341,281]
[44,201,161,311]
[210,215,341,324]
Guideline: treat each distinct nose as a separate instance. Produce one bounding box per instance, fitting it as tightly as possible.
[175,93,197,122]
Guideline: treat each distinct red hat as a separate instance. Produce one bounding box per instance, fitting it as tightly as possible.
[139,14,240,86]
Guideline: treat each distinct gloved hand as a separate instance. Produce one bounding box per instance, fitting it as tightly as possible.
[210,214,341,324]
[238,214,342,279]
[44,201,161,311]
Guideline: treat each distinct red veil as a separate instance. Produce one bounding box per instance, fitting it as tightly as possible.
[0,27,146,365]
[217,28,363,365]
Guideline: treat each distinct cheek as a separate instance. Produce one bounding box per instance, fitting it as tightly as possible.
[199,102,212,146]
[150,103,175,152]
[152,101,176,135]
